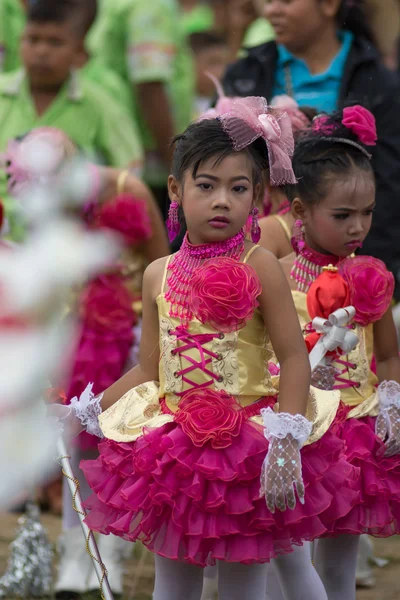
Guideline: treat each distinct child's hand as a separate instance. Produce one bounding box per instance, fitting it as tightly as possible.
[260,435,305,513]
[310,365,337,391]
[376,380,400,457]
[47,403,83,439]
[260,408,312,513]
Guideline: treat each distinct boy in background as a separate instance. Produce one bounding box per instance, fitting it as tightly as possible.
[0,0,143,240]
[190,31,228,118]
[88,0,194,216]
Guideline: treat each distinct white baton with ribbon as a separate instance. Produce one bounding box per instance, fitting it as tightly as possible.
[309,306,359,372]
[56,437,114,600]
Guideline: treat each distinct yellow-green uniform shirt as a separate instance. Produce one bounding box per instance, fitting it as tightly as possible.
[0,0,25,73]
[88,0,195,186]
[0,69,143,241]
[0,0,136,116]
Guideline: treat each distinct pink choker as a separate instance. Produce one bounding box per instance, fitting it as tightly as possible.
[165,230,245,326]
[291,242,340,292]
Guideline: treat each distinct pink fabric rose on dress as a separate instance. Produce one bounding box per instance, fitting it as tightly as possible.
[82,274,136,335]
[342,106,377,146]
[339,256,394,326]
[190,257,262,332]
[175,389,244,449]
[95,194,152,245]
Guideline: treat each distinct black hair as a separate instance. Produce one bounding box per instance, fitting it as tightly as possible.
[171,118,269,188]
[27,0,94,38]
[335,0,376,46]
[189,31,227,54]
[78,0,97,36]
[282,109,375,206]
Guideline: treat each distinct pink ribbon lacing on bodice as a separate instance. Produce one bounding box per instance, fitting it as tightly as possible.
[333,358,361,390]
[169,326,223,395]
[161,326,276,417]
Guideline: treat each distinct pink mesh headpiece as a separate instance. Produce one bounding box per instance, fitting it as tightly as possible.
[271,95,311,133]
[217,96,297,186]
[198,72,239,119]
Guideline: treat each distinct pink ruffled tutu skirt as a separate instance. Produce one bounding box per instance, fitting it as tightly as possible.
[81,395,360,566]
[324,408,400,537]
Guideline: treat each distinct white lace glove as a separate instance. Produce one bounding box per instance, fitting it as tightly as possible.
[48,383,104,439]
[310,364,337,390]
[260,408,312,513]
[375,380,400,457]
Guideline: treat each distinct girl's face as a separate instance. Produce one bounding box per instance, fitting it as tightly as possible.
[264,0,340,53]
[294,171,376,258]
[169,152,258,245]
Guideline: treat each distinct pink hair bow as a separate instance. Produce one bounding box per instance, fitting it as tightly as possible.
[219,96,297,185]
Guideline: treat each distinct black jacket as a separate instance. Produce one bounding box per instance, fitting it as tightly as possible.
[224,38,400,296]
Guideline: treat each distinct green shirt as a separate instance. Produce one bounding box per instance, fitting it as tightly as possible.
[181,4,214,35]
[242,18,275,51]
[83,59,134,114]
[0,69,143,240]
[88,0,194,185]
[0,0,25,73]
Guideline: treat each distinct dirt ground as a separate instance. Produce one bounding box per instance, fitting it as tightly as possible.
[0,511,399,599]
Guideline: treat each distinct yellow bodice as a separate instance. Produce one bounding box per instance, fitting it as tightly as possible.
[157,294,277,412]
[292,291,379,418]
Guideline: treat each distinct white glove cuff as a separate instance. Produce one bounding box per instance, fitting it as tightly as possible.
[378,380,400,409]
[70,383,104,438]
[260,407,312,448]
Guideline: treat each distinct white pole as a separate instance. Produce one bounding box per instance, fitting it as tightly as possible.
[56,437,114,600]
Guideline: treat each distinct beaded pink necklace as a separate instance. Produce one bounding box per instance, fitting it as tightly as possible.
[165,230,245,327]
[291,241,340,292]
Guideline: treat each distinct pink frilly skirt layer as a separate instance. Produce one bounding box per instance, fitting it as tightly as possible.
[324,407,400,538]
[81,399,360,566]
[67,275,136,450]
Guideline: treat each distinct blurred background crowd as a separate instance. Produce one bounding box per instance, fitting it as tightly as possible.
[2,0,400,288]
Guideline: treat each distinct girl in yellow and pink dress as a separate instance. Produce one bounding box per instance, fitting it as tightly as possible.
[278,105,400,599]
[60,97,370,600]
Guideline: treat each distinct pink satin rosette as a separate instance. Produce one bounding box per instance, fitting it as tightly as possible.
[175,389,244,449]
[339,256,394,326]
[190,257,262,332]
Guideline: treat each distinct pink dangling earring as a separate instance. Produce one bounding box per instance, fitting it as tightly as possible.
[251,207,261,243]
[291,218,305,253]
[166,201,180,242]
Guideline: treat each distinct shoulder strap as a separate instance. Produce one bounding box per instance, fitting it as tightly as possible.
[272,214,292,243]
[161,255,172,293]
[243,245,260,264]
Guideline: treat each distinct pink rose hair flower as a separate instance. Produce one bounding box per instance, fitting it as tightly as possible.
[339,256,394,326]
[312,115,337,136]
[342,105,377,146]
[175,389,244,449]
[190,257,262,332]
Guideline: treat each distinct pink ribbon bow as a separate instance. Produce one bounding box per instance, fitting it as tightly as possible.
[218,96,297,186]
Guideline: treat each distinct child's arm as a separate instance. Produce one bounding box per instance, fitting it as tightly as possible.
[374,307,400,383]
[251,248,311,416]
[250,248,312,511]
[100,257,165,411]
